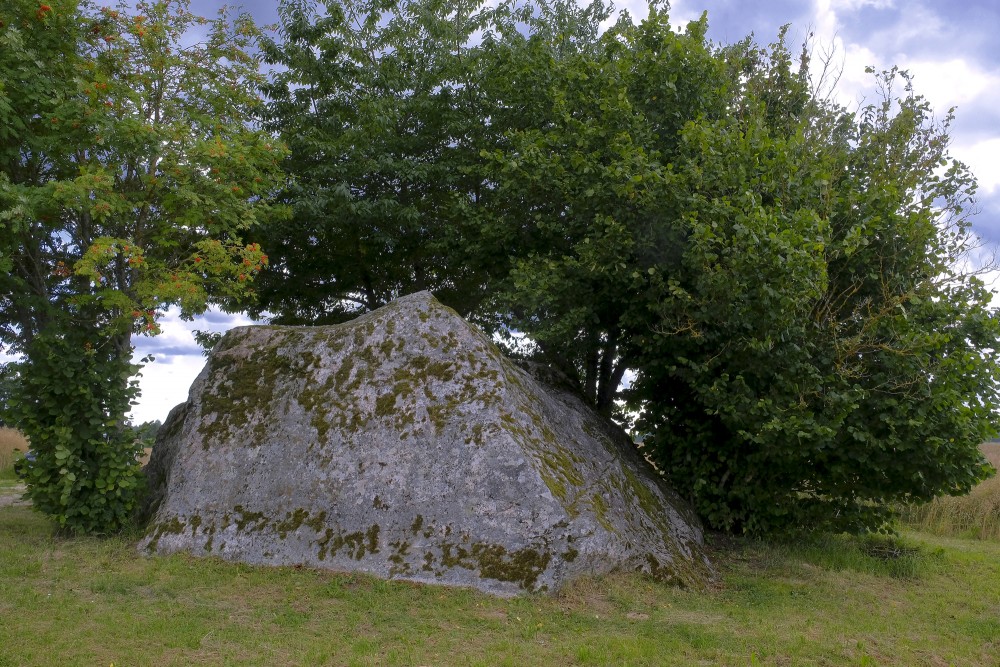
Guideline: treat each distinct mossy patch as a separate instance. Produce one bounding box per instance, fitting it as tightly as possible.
[273,508,327,539]
[144,515,187,552]
[232,504,268,533]
[197,329,314,445]
[590,492,612,531]
[535,442,586,507]
[644,553,684,586]
[375,392,398,417]
[316,524,381,561]
[621,465,662,518]
[439,541,552,590]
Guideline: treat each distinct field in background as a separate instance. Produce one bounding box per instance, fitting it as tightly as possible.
[0,428,28,482]
[0,428,153,476]
[902,444,1000,540]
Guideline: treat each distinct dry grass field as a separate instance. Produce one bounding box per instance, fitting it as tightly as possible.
[0,428,153,473]
[902,443,1000,540]
[0,427,28,479]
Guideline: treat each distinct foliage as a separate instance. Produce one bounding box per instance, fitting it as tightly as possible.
[253,0,512,324]
[7,328,144,533]
[476,6,999,533]
[192,328,223,356]
[482,3,730,413]
[247,0,997,535]
[129,419,162,447]
[0,0,281,350]
[0,0,285,533]
[627,63,998,534]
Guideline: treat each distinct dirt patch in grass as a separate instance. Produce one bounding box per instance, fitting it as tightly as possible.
[0,483,28,508]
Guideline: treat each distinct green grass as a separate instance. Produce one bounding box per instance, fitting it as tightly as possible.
[2,496,998,667]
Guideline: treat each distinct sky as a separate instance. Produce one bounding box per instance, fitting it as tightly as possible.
[123,0,1000,424]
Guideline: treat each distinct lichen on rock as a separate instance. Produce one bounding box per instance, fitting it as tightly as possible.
[138,291,712,596]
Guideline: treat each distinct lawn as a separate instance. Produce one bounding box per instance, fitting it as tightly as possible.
[1,487,997,666]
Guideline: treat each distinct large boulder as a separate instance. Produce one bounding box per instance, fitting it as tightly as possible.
[139,292,711,595]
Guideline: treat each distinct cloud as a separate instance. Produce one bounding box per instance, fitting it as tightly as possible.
[957,138,1000,197]
[130,353,208,424]
[129,306,262,423]
[201,310,245,325]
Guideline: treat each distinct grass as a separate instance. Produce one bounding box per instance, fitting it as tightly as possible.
[901,443,1000,540]
[1,495,998,666]
[1,438,996,664]
[0,427,29,483]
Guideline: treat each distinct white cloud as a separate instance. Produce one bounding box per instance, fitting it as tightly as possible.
[829,0,894,9]
[129,352,207,425]
[894,58,1000,109]
[129,307,260,424]
[956,138,1000,196]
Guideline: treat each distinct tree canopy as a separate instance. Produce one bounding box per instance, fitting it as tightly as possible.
[252,0,511,324]
[0,0,285,532]
[3,0,996,536]
[255,0,998,534]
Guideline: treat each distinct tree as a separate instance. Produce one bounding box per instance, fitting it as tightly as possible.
[482,3,731,415]
[254,0,658,406]
[255,0,997,534]
[488,8,998,533]
[252,0,517,325]
[629,62,1000,534]
[0,0,285,533]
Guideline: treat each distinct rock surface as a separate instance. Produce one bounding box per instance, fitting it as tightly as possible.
[139,292,711,595]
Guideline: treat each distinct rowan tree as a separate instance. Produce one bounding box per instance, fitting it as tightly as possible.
[0,0,286,533]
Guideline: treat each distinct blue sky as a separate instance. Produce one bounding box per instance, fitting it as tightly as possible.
[127,0,1000,423]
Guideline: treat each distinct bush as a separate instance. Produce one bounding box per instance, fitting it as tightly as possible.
[6,330,145,534]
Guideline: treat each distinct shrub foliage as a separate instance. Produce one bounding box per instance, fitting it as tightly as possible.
[257,0,998,534]
[9,330,144,533]
[0,0,285,533]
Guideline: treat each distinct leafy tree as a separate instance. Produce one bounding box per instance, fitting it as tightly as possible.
[483,4,730,414]
[130,419,162,446]
[488,8,998,533]
[7,328,144,533]
[255,0,997,534]
[0,0,285,533]
[255,0,651,402]
[253,0,514,324]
